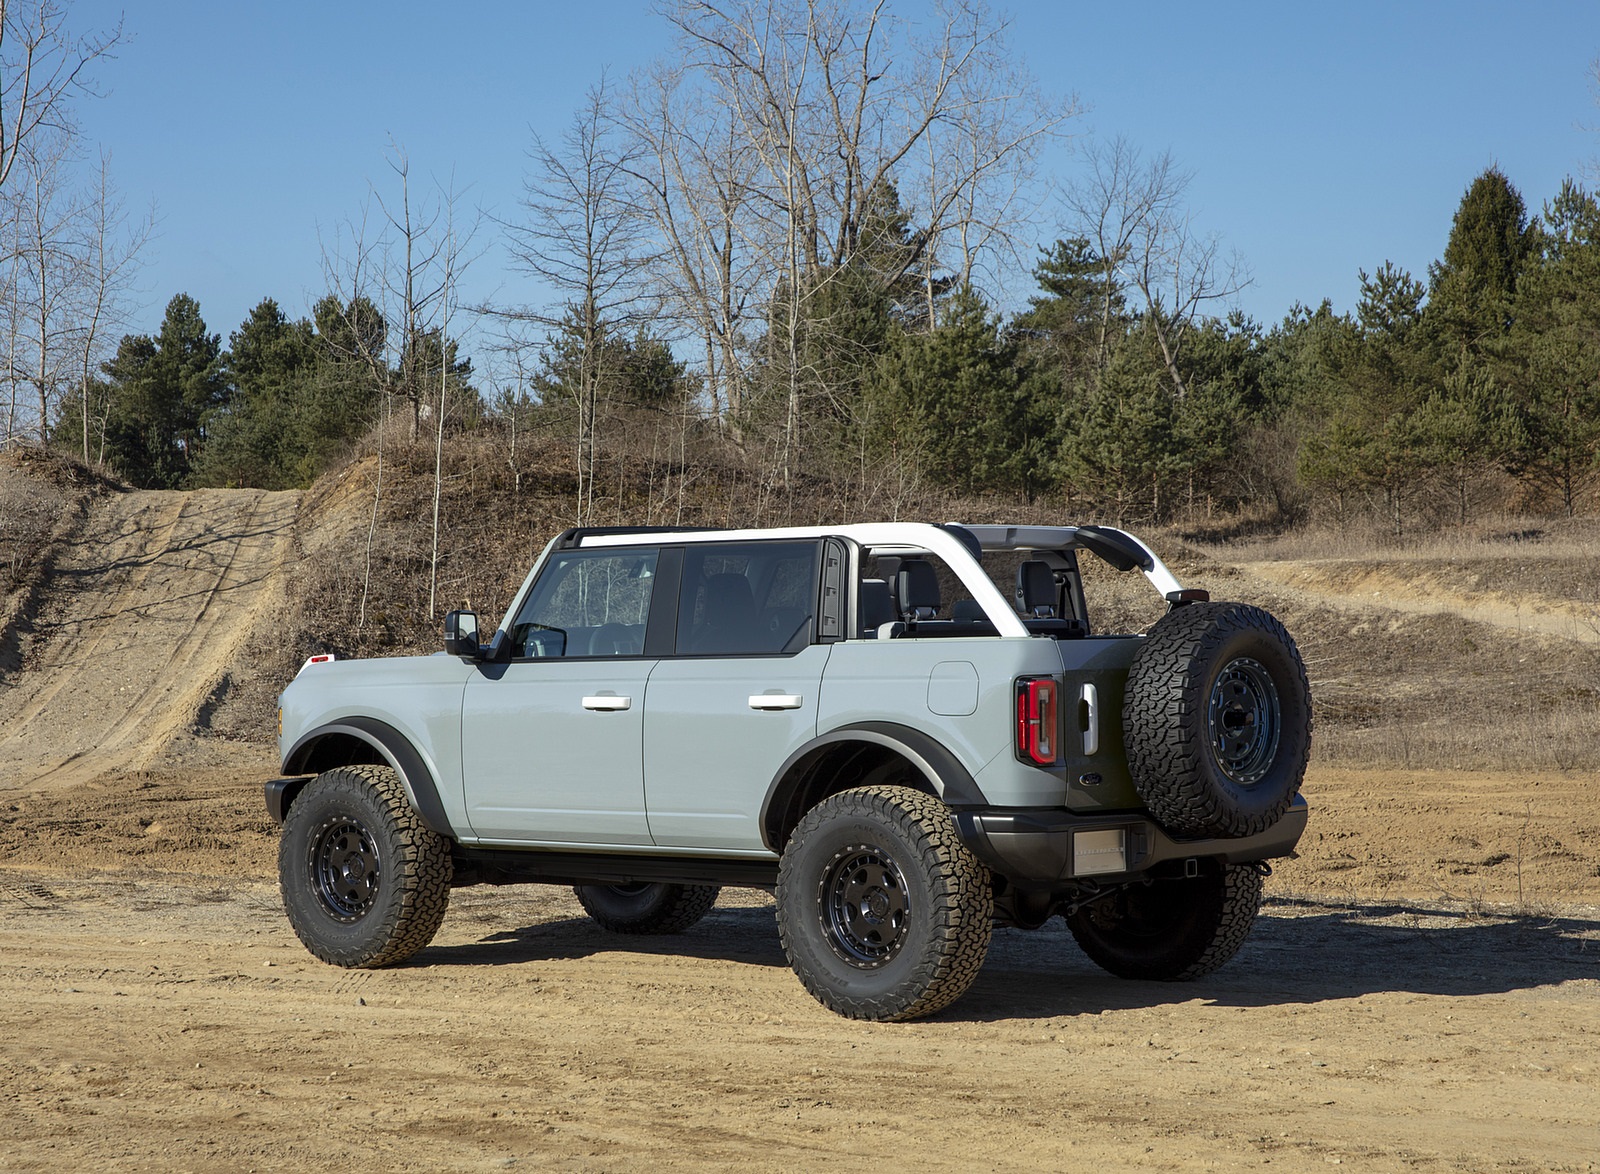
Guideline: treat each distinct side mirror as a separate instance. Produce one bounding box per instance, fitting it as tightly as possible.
[443,610,481,660]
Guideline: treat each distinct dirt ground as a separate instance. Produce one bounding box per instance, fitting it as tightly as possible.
[2,485,1598,1172]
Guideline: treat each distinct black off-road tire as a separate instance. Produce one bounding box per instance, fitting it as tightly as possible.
[573,882,721,934]
[1065,861,1263,981]
[1124,601,1312,838]
[278,764,453,968]
[776,786,993,1022]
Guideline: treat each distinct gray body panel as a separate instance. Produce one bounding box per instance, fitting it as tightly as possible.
[278,655,474,828]
[643,644,831,851]
[460,658,655,845]
[816,636,1070,808]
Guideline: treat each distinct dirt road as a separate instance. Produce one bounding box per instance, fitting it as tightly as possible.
[2,488,1598,1172]
[2,799,1597,1174]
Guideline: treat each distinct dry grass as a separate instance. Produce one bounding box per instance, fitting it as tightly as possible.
[1163,535,1600,773]
[1189,514,1600,565]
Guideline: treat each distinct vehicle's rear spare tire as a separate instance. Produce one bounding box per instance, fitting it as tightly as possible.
[573,882,720,934]
[1124,601,1311,838]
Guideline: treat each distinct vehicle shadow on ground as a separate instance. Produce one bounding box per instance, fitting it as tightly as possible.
[963,897,1600,1022]
[418,894,1599,1020]
[421,900,791,971]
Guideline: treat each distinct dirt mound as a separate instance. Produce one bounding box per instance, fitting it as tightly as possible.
[1247,557,1600,645]
[0,487,300,792]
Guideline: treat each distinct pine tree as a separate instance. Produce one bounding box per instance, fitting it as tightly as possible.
[1494,179,1600,515]
[1426,166,1537,358]
[1299,264,1433,533]
[866,286,1049,496]
[88,294,225,488]
[1058,336,1186,523]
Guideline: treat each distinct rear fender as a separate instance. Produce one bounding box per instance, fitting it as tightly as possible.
[761,722,987,852]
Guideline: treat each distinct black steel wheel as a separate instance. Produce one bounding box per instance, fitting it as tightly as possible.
[818,845,912,968]
[1124,601,1312,838]
[278,764,452,967]
[776,786,992,1022]
[1065,861,1263,981]
[309,813,382,920]
[573,882,720,933]
[1208,656,1282,785]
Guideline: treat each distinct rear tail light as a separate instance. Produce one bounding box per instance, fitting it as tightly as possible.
[1016,677,1061,766]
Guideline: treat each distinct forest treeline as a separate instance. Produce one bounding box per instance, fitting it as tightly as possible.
[4,0,1599,534]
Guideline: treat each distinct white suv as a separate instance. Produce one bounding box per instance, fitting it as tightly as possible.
[267,522,1310,1021]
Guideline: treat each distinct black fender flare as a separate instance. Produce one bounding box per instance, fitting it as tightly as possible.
[761,721,988,851]
[281,716,454,838]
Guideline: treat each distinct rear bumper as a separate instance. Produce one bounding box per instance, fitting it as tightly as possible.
[953,795,1308,889]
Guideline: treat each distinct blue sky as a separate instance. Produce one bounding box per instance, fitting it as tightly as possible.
[71,0,1599,366]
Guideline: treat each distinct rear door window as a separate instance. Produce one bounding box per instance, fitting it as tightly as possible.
[676,541,818,655]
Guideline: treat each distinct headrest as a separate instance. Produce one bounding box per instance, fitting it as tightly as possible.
[859,578,895,631]
[1016,560,1056,618]
[896,559,940,621]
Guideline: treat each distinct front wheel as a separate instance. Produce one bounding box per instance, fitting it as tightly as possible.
[573,882,720,933]
[776,786,992,1022]
[278,764,453,967]
[1064,861,1263,981]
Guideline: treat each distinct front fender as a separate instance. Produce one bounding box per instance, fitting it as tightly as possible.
[281,716,454,838]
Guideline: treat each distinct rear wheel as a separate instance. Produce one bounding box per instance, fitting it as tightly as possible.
[573,882,720,934]
[278,764,452,967]
[776,786,992,1022]
[1064,861,1263,981]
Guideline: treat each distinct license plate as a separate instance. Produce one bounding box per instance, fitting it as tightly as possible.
[1072,828,1127,876]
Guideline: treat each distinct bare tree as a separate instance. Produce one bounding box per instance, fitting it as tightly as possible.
[501,77,653,523]
[620,0,1073,456]
[0,136,145,449]
[622,61,760,433]
[322,148,480,627]
[1061,137,1245,394]
[7,129,75,442]
[428,198,465,621]
[1,181,23,438]
[919,38,1074,317]
[375,147,449,440]
[0,0,122,194]
[71,150,148,462]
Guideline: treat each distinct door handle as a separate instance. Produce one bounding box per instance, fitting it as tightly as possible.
[748,693,803,711]
[582,694,633,711]
[1079,682,1099,754]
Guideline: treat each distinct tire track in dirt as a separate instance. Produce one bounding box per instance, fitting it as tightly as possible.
[0,488,300,790]
[1240,559,1600,645]
[86,491,281,765]
[0,493,191,728]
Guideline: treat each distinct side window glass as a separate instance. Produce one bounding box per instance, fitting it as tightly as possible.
[859,550,999,636]
[509,548,659,657]
[677,541,818,655]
